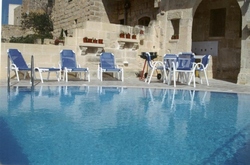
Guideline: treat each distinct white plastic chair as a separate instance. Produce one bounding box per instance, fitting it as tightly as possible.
[144,52,167,84]
[195,55,211,86]
[163,54,178,85]
[172,52,196,87]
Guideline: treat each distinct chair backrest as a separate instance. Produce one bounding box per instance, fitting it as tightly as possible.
[201,55,211,69]
[145,52,154,69]
[100,52,116,69]
[7,49,29,69]
[163,54,178,70]
[60,49,77,69]
[177,52,195,70]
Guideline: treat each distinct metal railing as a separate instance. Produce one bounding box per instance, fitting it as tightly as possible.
[7,55,35,88]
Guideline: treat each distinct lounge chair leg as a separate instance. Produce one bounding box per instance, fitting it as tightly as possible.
[204,71,209,86]
[56,71,60,81]
[15,70,20,81]
[200,72,203,84]
[88,72,90,82]
[148,69,155,84]
[66,72,68,82]
[39,71,44,83]
[97,70,99,79]
[47,72,50,80]
[24,72,27,80]
[188,72,196,87]
[173,72,176,87]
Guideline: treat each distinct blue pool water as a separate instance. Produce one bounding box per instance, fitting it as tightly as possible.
[0,86,250,165]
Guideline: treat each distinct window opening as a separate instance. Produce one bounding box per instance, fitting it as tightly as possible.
[120,19,124,25]
[209,8,226,37]
[171,19,180,39]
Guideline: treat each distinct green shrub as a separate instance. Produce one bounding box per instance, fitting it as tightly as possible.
[9,34,37,43]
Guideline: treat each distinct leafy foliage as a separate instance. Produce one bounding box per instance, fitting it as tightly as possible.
[21,12,53,43]
[9,34,38,43]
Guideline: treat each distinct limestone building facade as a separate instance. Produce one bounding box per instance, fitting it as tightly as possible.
[51,0,250,84]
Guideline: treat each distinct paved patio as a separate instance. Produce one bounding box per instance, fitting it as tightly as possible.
[1,76,250,94]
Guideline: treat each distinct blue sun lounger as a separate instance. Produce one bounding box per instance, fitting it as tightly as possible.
[7,49,61,83]
[60,49,90,82]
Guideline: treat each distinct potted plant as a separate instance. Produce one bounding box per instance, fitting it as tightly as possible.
[98,39,103,44]
[87,38,93,43]
[93,38,97,43]
[54,39,60,45]
[126,33,131,39]
[83,37,88,43]
[119,32,125,38]
[132,34,136,39]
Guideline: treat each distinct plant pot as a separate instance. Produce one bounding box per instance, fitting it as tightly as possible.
[120,33,125,38]
[98,39,103,44]
[93,39,97,43]
[132,35,136,39]
[126,33,131,39]
[54,39,60,45]
[87,39,93,43]
[83,37,88,43]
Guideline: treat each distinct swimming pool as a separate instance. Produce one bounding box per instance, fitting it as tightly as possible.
[0,86,250,165]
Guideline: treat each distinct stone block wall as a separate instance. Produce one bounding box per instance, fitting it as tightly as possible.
[103,0,158,26]
[52,0,109,38]
[22,0,50,13]
[1,25,33,43]
[14,6,22,25]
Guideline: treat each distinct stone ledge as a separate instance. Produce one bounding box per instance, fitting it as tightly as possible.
[79,43,105,55]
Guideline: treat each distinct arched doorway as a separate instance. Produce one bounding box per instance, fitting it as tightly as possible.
[192,0,241,83]
[138,16,151,26]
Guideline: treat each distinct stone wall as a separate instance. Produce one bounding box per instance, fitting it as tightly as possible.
[14,6,22,25]
[52,0,109,38]
[1,25,33,43]
[22,0,50,13]
[103,0,159,26]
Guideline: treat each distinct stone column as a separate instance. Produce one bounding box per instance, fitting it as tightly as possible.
[237,0,250,84]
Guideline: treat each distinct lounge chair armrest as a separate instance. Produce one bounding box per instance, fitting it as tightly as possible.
[192,62,197,68]
[58,62,62,69]
[10,64,18,69]
[171,61,177,70]
[194,62,206,70]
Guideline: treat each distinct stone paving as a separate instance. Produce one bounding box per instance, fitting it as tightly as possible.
[1,76,250,94]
